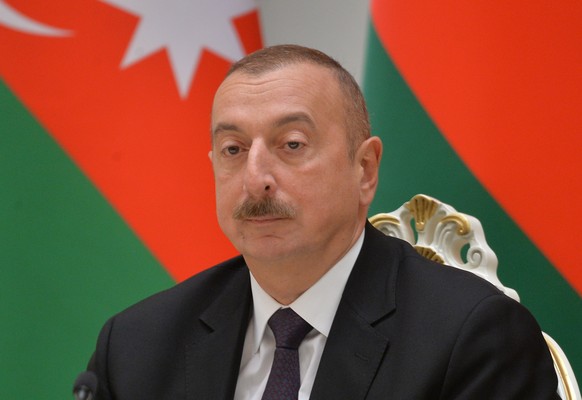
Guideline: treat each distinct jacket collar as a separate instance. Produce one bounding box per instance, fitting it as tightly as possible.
[185,258,252,400]
[310,222,399,399]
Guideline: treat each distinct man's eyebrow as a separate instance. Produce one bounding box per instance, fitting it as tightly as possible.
[212,123,240,136]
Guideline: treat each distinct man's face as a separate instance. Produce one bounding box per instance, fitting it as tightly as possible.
[210,63,366,267]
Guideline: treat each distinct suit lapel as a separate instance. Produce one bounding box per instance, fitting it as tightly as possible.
[310,223,399,400]
[185,261,252,400]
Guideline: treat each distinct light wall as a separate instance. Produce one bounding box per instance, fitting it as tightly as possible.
[257,0,370,84]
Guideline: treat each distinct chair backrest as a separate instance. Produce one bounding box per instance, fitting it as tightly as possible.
[369,194,581,400]
[544,333,582,400]
[369,193,518,300]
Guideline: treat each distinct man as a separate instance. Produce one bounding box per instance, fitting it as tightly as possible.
[86,45,558,399]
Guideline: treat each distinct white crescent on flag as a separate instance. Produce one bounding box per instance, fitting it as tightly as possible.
[101,0,257,98]
[0,0,72,36]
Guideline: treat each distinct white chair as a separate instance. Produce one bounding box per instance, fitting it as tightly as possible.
[369,194,581,400]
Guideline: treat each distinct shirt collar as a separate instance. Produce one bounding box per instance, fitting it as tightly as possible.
[248,230,365,353]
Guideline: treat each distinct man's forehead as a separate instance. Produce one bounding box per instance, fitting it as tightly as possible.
[210,62,342,133]
[214,63,339,108]
[212,111,316,136]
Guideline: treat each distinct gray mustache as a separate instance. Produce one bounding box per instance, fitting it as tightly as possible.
[233,197,296,220]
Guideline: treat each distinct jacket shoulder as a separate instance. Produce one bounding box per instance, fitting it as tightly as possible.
[107,255,249,327]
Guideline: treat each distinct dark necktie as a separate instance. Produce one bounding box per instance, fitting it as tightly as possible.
[261,308,313,400]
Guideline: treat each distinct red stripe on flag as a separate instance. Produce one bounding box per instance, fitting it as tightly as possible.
[371,0,582,295]
[1,0,263,281]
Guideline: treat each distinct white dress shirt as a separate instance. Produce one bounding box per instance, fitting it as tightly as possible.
[234,231,364,400]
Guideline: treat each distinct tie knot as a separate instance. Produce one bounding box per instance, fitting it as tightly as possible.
[268,308,312,350]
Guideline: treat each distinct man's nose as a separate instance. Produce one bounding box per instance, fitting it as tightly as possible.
[243,142,277,198]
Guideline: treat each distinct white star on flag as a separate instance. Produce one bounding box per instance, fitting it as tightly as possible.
[102,0,257,98]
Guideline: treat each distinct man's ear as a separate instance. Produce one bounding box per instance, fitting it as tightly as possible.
[356,136,383,207]
[208,150,213,161]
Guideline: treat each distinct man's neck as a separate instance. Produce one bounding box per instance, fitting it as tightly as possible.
[245,224,366,305]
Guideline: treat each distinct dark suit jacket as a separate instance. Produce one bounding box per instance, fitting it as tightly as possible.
[88,223,558,399]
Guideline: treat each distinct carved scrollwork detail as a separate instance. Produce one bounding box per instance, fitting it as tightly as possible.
[466,246,485,268]
[441,214,471,235]
[405,194,438,232]
[414,246,445,264]
[369,194,520,302]
[368,214,404,239]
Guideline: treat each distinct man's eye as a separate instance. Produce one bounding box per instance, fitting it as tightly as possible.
[223,146,240,155]
[287,141,302,150]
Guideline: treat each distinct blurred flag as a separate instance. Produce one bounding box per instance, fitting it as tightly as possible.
[364,0,581,378]
[0,0,262,397]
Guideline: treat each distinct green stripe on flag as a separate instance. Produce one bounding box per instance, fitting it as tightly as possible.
[0,81,174,398]
[363,23,582,377]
